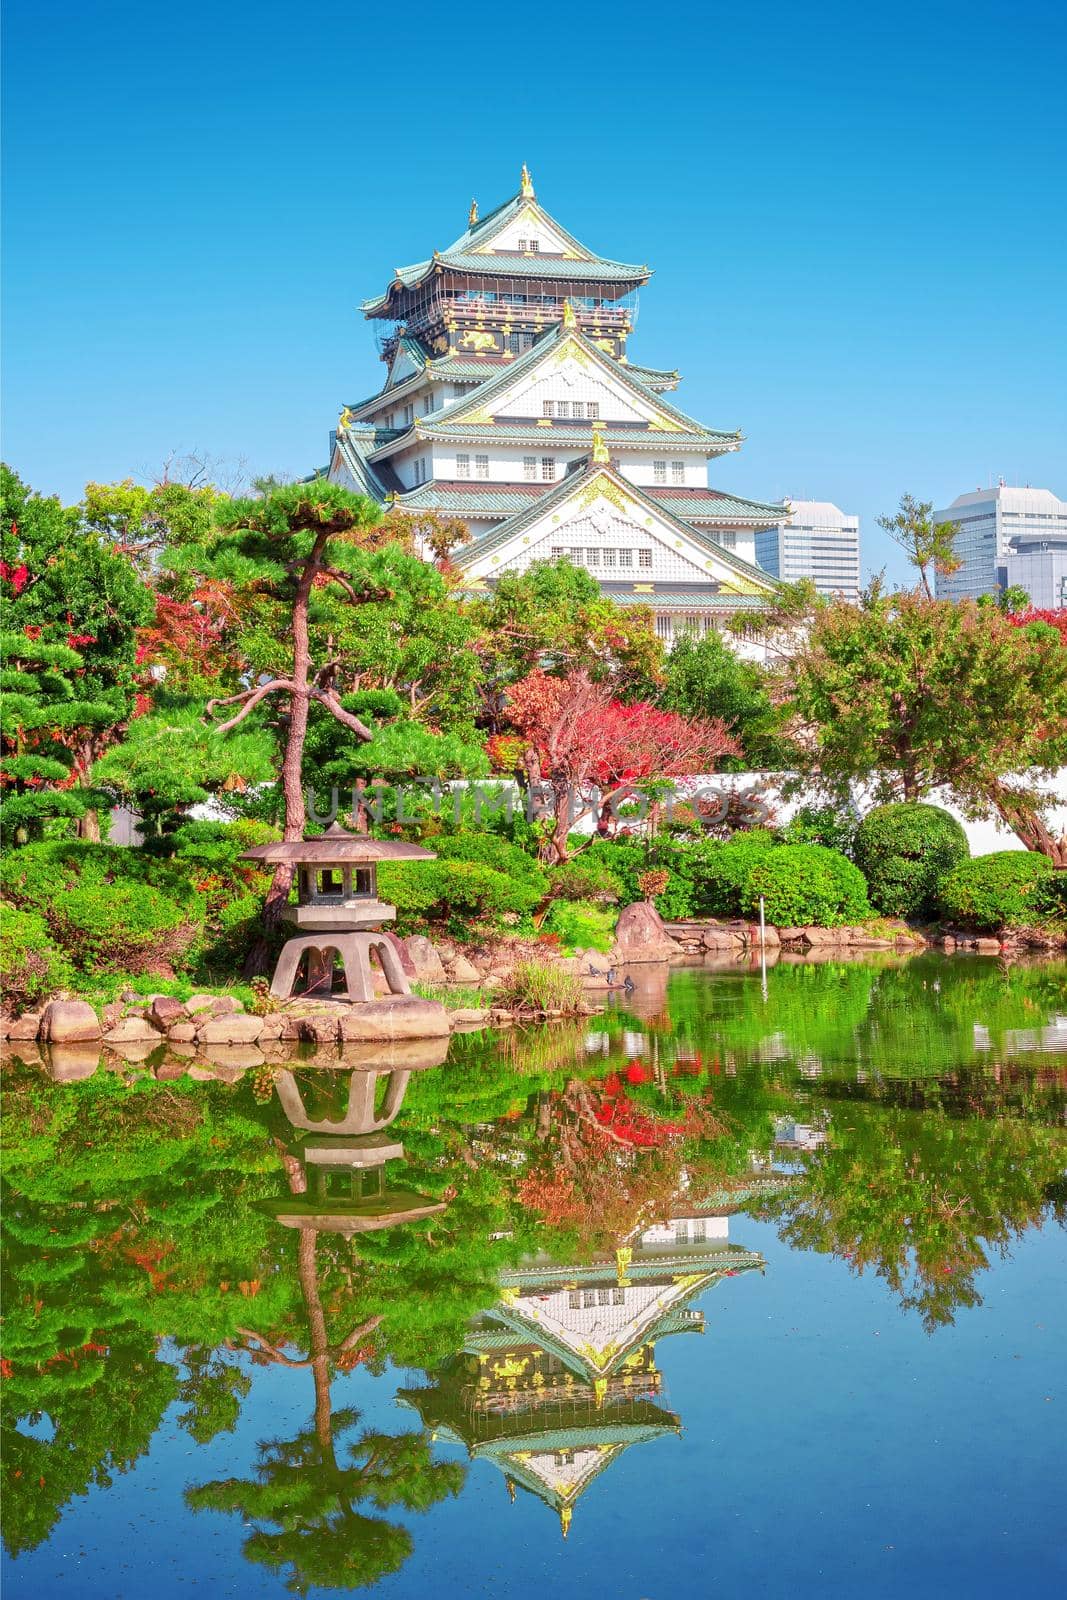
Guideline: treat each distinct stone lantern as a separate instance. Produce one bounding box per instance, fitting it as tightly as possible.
[241,822,436,1003]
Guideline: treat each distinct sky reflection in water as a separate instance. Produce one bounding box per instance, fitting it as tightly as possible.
[2,953,1065,1599]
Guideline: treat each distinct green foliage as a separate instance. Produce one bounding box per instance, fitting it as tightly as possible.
[377,857,541,935]
[662,628,791,768]
[0,901,76,1013]
[2,840,205,975]
[494,959,586,1011]
[91,705,274,826]
[746,843,871,927]
[686,830,780,918]
[938,850,1054,931]
[853,802,969,919]
[432,832,548,895]
[541,898,617,953]
[782,803,858,858]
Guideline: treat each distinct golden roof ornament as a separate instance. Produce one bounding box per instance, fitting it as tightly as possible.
[561,298,577,331]
[337,406,354,433]
[560,1507,572,1539]
[468,198,479,226]
[520,162,535,198]
[591,422,610,465]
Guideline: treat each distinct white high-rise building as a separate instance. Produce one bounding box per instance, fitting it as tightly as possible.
[754,499,861,601]
[932,483,1067,606]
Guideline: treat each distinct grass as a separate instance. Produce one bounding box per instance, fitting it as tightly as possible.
[411,982,492,1011]
[493,960,585,1013]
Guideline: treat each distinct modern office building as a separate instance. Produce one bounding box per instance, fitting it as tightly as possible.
[932,482,1067,605]
[325,165,783,646]
[754,499,861,601]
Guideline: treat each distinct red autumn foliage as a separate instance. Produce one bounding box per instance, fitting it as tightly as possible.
[1007,607,1067,643]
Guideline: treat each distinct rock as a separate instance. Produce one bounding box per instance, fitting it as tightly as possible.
[166,1021,197,1042]
[149,996,187,1029]
[154,1061,190,1080]
[339,996,450,1042]
[101,1001,125,1029]
[104,1016,160,1044]
[403,936,447,984]
[381,931,417,979]
[447,955,483,985]
[280,1014,341,1045]
[197,1014,265,1044]
[434,939,459,962]
[612,902,682,964]
[800,927,841,946]
[41,1000,102,1043]
[975,937,1001,955]
[702,926,745,950]
[7,1010,44,1041]
[166,1042,197,1059]
[186,993,217,1013]
[105,1041,158,1062]
[209,995,241,1016]
[758,923,781,948]
[257,1016,287,1041]
[777,927,808,944]
[449,1007,491,1027]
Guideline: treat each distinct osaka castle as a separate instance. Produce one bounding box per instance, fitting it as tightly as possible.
[326,165,782,642]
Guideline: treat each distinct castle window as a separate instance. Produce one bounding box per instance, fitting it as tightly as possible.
[653,461,667,484]
[456,454,470,479]
[403,403,414,425]
[475,454,489,480]
[541,457,556,481]
[523,456,537,481]
[586,548,600,565]
[569,547,583,563]
[528,238,540,253]
[568,1290,581,1309]
[587,402,600,420]
[603,548,617,567]
[422,394,434,415]
[618,549,633,567]
[551,546,564,558]
[656,615,672,639]
[613,1287,625,1305]
[543,400,555,418]
[671,460,685,484]
[598,1287,611,1305]
[556,400,570,419]
[517,238,526,251]
[639,549,653,568]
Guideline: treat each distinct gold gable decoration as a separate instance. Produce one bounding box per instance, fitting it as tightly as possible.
[520,162,535,198]
[468,198,479,226]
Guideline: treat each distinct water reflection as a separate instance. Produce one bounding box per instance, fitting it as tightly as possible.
[2,953,1065,1592]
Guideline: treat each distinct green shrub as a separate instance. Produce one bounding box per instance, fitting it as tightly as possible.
[432,832,549,897]
[746,843,870,927]
[938,851,1054,931]
[783,804,858,858]
[541,899,616,953]
[854,802,968,919]
[0,902,76,1014]
[378,857,542,934]
[547,857,623,903]
[494,959,584,1012]
[2,841,205,975]
[688,831,779,918]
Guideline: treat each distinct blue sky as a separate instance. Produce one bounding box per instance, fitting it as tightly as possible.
[3,0,1065,583]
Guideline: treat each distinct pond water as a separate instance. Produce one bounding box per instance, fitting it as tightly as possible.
[2,953,1065,1599]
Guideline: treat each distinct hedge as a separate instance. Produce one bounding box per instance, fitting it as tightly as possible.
[0,902,76,1014]
[746,843,871,927]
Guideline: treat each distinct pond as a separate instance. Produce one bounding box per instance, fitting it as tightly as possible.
[2,953,1065,1599]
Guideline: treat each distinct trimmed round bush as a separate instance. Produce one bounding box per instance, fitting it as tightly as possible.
[938,851,1054,931]
[0,902,76,1014]
[746,843,870,928]
[854,803,968,919]
[688,831,779,918]
[782,804,858,858]
[547,857,623,904]
[433,833,549,898]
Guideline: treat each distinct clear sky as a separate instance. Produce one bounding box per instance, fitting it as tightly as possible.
[3,0,1065,584]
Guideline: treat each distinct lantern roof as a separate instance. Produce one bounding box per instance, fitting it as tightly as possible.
[241,822,436,864]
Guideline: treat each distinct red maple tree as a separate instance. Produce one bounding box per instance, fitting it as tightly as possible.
[505,668,739,861]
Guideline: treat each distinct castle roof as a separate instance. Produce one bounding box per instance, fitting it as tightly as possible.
[362,174,649,316]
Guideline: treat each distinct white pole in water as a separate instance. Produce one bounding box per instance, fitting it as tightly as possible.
[759,894,768,1001]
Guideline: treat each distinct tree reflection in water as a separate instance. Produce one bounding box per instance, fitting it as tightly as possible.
[1,954,1064,1573]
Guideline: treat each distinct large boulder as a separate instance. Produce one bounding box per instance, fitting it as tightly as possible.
[149,996,187,1029]
[41,1000,102,1043]
[340,995,450,1042]
[447,954,483,985]
[612,902,682,965]
[403,936,447,984]
[104,1016,161,1044]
